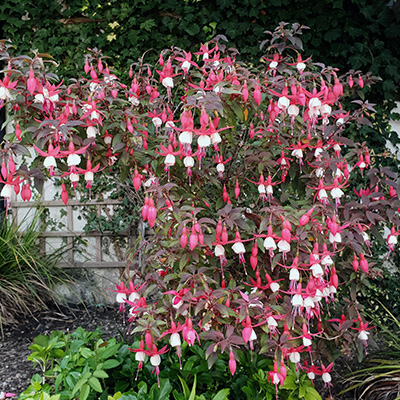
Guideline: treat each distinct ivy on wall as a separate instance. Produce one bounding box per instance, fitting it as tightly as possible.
[1,0,399,154]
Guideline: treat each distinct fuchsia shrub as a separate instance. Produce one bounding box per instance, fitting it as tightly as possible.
[1,23,400,393]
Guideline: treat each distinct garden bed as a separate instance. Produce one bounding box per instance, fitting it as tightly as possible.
[0,305,123,396]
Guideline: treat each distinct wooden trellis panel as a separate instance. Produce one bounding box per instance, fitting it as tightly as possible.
[11,199,133,268]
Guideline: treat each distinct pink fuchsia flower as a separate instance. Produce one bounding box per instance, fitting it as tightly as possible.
[32,143,62,177]
[263,226,278,259]
[0,392,16,399]
[268,360,287,397]
[0,74,17,100]
[351,316,374,352]
[128,339,147,380]
[144,344,169,387]
[320,362,334,388]
[164,288,190,310]
[228,350,237,375]
[182,318,200,346]
[242,316,257,352]
[34,81,62,113]
[299,207,314,226]
[232,230,246,265]
[386,226,399,253]
[159,321,183,369]
[175,51,198,74]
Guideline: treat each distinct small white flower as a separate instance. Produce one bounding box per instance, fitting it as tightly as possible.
[129,95,140,106]
[309,97,321,111]
[152,117,162,128]
[320,104,332,116]
[331,187,344,199]
[116,292,127,303]
[198,135,211,148]
[211,132,222,144]
[291,148,303,159]
[216,163,225,173]
[278,96,290,110]
[0,183,11,198]
[270,282,280,293]
[182,60,191,71]
[86,126,97,138]
[313,289,323,303]
[170,332,181,347]
[289,352,301,363]
[296,62,306,72]
[150,354,161,366]
[232,242,245,254]
[316,168,325,178]
[278,240,290,253]
[292,294,304,307]
[310,263,323,278]
[336,118,344,126]
[135,351,145,362]
[288,104,299,116]
[322,372,331,383]
[172,296,183,309]
[44,156,57,168]
[67,153,81,167]
[269,61,278,69]
[179,131,193,144]
[214,244,225,257]
[84,171,94,182]
[289,268,300,281]
[263,237,276,250]
[162,77,174,89]
[129,292,140,302]
[329,232,342,244]
[358,330,369,341]
[165,154,176,167]
[258,184,266,194]
[267,316,277,329]
[303,337,312,347]
[318,189,328,200]
[321,255,333,266]
[184,156,194,168]
[304,297,315,308]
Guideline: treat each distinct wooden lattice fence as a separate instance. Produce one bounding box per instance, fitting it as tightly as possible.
[10,198,136,269]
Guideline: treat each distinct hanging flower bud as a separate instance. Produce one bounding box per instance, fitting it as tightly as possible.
[61,183,69,206]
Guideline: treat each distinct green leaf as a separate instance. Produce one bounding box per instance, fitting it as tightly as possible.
[189,375,197,400]
[72,378,88,395]
[184,24,200,36]
[93,369,109,379]
[81,347,93,358]
[89,376,103,392]
[80,383,90,400]
[103,359,121,369]
[178,376,190,399]
[211,389,230,400]
[305,387,322,400]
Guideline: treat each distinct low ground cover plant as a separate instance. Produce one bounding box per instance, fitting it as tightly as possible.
[20,327,320,400]
[1,22,399,398]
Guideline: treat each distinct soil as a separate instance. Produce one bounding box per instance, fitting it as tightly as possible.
[0,304,124,396]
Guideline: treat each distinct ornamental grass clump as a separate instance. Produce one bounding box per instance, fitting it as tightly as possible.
[0,208,70,329]
[0,22,399,397]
